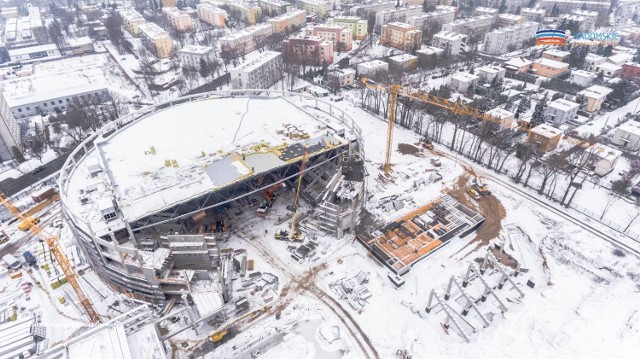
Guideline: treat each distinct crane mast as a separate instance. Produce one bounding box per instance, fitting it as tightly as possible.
[0,193,100,323]
[290,150,307,241]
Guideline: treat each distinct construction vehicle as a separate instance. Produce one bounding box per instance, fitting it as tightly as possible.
[468,176,491,197]
[421,137,434,150]
[274,229,289,241]
[210,309,264,344]
[257,182,285,217]
[467,188,481,200]
[0,193,100,323]
[0,229,8,244]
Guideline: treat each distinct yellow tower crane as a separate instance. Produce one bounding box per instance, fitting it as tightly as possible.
[0,192,101,323]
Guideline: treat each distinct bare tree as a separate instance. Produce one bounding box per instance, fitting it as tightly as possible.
[601,179,631,220]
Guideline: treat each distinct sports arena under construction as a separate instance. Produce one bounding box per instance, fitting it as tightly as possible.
[58,91,365,307]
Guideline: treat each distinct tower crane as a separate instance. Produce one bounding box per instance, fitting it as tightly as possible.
[0,192,101,323]
[360,77,594,175]
[290,150,308,242]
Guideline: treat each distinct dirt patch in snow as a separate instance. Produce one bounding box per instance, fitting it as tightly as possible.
[397,143,420,155]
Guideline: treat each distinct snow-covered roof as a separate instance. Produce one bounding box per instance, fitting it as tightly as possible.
[570,69,597,78]
[179,45,214,55]
[385,22,417,29]
[616,120,640,137]
[548,98,579,112]
[8,43,58,56]
[416,46,445,56]
[433,30,467,41]
[138,23,170,40]
[597,62,623,72]
[5,82,108,108]
[231,51,281,73]
[388,54,418,63]
[64,96,352,237]
[504,57,533,68]
[451,72,479,82]
[534,58,569,70]
[578,85,613,99]
[543,49,570,58]
[66,36,93,47]
[487,108,514,119]
[530,123,562,137]
[586,143,622,161]
[607,53,633,65]
[585,53,606,63]
[478,65,505,74]
[191,281,224,318]
[269,9,305,21]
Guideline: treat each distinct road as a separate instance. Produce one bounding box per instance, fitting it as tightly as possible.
[0,153,69,196]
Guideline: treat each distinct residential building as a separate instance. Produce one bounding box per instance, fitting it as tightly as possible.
[532,58,570,78]
[582,144,622,176]
[596,62,622,77]
[283,36,334,65]
[607,53,633,66]
[326,68,356,88]
[520,8,546,22]
[119,8,146,36]
[473,7,498,20]
[219,24,273,54]
[138,23,173,58]
[542,49,571,62]
[545,98,579,125]
[416,46,445,62]
[178,45,216,69]
[357,59,388,76]
[504,57,533,74]
[230,51,283,89]
[487,108,515,129]
[432,31,467,57]
[496,14,525,28]
[0,91,21,161]
[380,22,422,52]
[258,0,291,16]
[528,123,562,153]
[612,120,640,151]
[442,15,493,38]
[161,0,175,7]
[353,1,395,17]
[387,54,419,71]
[64,36,95,55]
[482,22,538,56]
[8,44,60,63]
[577,85,613,112]
[568,70,597,87]
[163,7,194,32]
[312,24,353,51]
[477,65,506,83]
[621,62,640,81]
[561,14,589,32]
[572,10,598,31]
[197,3,227,28]
[297,0,326,16]
[540,0,611,13]
[450,72,479,93]
[329,16,368,40]
[3,5,47,49]
[228,2,262,25]
[375,6,422,29]
[584,53,607,72]
[408,5,457,32]
[268,9,307,33]
[6,82,110,118]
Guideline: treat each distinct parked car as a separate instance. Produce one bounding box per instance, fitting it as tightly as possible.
[31,166,45,175]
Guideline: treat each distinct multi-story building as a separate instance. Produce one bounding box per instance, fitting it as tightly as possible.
[353,1,395,18]
[138,23,173,58]
[380,22,422,52]
[162,7,194,32]
[504,57,533,74]
[528,123,562,153]
[8,44,61,63]
[568,69,597,86]
[477,65,506,83]
[450,72,479,93]
[387,54,419,71]
[542,49,571,62]
[326,68,356,88]
[283,36,334,65]
[219,24,273,54]
[312,24,353,51]
[612,120,640,150]
[268,9,307,33]
[621,62,640,82]
[258,0,291,16]
[3,5,47,49]
[473,7,498,19]
[0,91,21,161]
[572,10,598,31]
[545,98,579,125]
[532,58,570,78]
[197,3,227,28]
[6,82,110,118]
[119,8,146,36]
[297,0,326,16]
[328,16,368,40]
[408,5,456,32]
[442,15,494,38]
[578,85,613,112]
[482,22,538,56]
[540,0,610,14]
[520,8,546,23]
[596,62,622,77]
[432,31,467,57]
[584,53,607,71]
[228,2,262,24]
[178,45,216,69]
[486,108,515,129]
[496,14,525,28]
[357,59,389,76]
[561,14,589,32]
[375,6,422,29]
[416,46,445,61]
[230,51,284,89]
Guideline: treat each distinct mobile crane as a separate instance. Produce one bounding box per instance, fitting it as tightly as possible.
[0,192,100,323]
[274,150,307,242]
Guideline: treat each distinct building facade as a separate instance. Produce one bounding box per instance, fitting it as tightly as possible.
[258,0,291,16]
[450,72,479,93]
[545,98,579,125]
[328,16,368,40]
[375,6,422,29]
[577,85,613,112]
[442,15,494,38]
[312,24,353,51]
[230,51,284,89]
[388,54,418,71]
[380,22,422,52]
[228,2,262,24]
[482,22,538,56]
[408,5,456,32]
[520,8,546,22]
[283,36,334,65]
[268,9,307,33]
[138,23,173,58]
[528,123,562,153]
[178,45,216,69]
[7,83,110,118]
[219,24,274,54]
[0,92,21,161]
[119,8,146,36]
[163,7,194,32]
[197,3,227,28]
[297,0,326,16]
[432,31,467,57]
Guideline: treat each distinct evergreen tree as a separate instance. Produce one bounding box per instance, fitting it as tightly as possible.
[498,0,507,13]
[515,98,528,119]
[531,96,547,127]
[551,4,560,17]
[199,58,211,78]
[11,146,25,163]
[603,45,613,57]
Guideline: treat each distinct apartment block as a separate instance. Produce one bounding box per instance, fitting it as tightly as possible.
[328,16,368,40]
[119,8,146,36]
[520,8,546,23]
[353,1,395,17]
[442,15,494,38]
[312,24,353,51]
[326,68,356,88]
[138,23,173,58]
[482,22,538,56]
[3,5,47,49]
[283,36,334,65]
[162,7,194,32]
[197,3,227,28]
[258,0,291,16]
[178,45,216,69]
[572,10,598,31]
[219,24,273,54]
[228,2,262,25]
[496,14,525,28]
[540,0,610,14]
[356,59,389,76]
[408,5,456,32]
[0,91,21,161]
[388,54,418,71]
[297,0,326,16]
[231,51,284,89]
[268,9,306,33]
[380,22,422,52]
[432,31,467,57]
[450,72,479,93]
[375,6,422,29]
[473,7,498,19]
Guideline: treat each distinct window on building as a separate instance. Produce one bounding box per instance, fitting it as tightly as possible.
[43,103,47,107]
[50,101,55,105]
[66,98,70,102]
[58,100,63,104]
[17,108,22,112]
[26,106,30,110]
